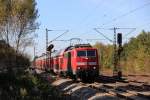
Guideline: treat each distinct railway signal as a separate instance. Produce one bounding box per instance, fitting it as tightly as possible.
[94,27,135,79]
[47,44,54,51]
[117,33,123,79]
[46,44,54,71]
[117,33,122,46]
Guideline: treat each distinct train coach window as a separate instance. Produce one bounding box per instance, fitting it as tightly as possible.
[77,51,86,57]
[87,50,96,57]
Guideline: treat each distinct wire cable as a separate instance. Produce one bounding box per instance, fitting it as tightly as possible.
[77,0,105,26]
[48,30,69,44]
[101,1,150,26]
[124,28,136,38]
[94,28,113,42]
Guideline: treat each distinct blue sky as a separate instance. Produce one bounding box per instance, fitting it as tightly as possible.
[33,0,150,56]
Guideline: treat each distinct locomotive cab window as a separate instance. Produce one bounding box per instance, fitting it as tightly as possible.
[87,50,96,57]
[77,50,96,57]
[77,51,86,57]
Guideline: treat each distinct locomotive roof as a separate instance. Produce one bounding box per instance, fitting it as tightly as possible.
[64,44,92,51]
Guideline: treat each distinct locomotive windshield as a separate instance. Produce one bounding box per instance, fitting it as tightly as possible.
[77,51,86,57]
[77,50,96,57]
[87,50,96,57]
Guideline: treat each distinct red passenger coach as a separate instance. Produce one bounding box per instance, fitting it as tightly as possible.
[34,55,46,70]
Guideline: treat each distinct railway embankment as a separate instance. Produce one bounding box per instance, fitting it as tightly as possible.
[0,70,150,100]
[47,74,150,100]
[0,70,61,100]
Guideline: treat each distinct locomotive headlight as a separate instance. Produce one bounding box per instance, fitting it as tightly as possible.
[77,62,86,65]
[93,66,96,69]
[77,67,80,70]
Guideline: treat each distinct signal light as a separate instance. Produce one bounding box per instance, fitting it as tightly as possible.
[47,44,54,51]
[117,33,122,45]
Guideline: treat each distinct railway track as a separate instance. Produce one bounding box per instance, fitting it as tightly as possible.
[51,77,150,100]
[38,72,150,100]
[88,81,150,100]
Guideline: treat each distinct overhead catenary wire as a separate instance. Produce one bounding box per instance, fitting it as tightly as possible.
[76,0,105,26]
[106,21,150,41]
[94,28,113,43]
[137,22,150,29]
[86,38,106,41]
[124,28,136,38]
[36,1,150,56]
[52,39,70,42]
[79,1,150,42]
[73,0,128,39]
[71,0,105,38]
[101,1,150,26]
[123,21,150,39]
[123,21,150,41]
[48,30,69,44]
[53,38,107,44]
[86,38,107,44]
[94,27,137,46]
[75,0,126,29]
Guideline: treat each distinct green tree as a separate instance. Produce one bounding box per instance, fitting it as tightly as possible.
[94,31,150,75]
[0,40,30,69]
[93,42,113,73]
[122,30,150,74]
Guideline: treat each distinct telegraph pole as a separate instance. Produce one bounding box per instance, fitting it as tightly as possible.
[46,28,48,70]
[46,28,48,55]
[46,28,52,71]
[113,27,118,77]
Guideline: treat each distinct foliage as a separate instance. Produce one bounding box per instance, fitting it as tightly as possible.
[93,42,114,72]
[0,40,30,69]
[0,71,60,100]
[122,30,150,74]
[94,30,150,74]
[0,0,39,53]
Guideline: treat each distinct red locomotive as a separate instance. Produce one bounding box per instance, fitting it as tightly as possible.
[34,44,99,81]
